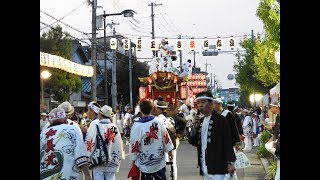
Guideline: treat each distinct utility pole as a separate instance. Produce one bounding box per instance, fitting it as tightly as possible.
[213,74,216,94]
[190,51,199,73]
[91,0,97,102]
[251,29,255,107]
[103,10,108,105]
[149,2,162,57]
[204,60,211,74]
[251,29,255,42]
[178,35,183,72]
[128,47,133,109]
[210,73,213,91]
[108,21,120,110]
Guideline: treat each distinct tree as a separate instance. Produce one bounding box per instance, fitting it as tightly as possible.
[40,25,82,102]
[252,0,280,86]
[233,39,273,107]
[116,55,149,107]
[256,0,280,50]
[253,40,280,86]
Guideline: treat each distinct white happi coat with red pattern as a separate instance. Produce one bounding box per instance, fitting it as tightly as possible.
[129,115,174,173]
[40,123,89,180]
[85,118,124,172]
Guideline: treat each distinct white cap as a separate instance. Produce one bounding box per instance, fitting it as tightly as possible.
[58,101,74,116]
[213,98,223,104]
[41,112,47,116]
[99,105,114,118]
[242,109,249,113]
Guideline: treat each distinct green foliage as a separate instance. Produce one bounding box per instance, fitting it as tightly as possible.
[40,25,72,59]
[256,0,280,50]
[40,25,82,102]
[253,41,280,86]
[266,159,277,180]
[257,130,273,158]
[233,40,271,104]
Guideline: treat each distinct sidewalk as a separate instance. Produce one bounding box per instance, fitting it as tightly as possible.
[236,147,267,180]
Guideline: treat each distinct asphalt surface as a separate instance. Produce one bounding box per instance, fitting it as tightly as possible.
[115,140,266,180]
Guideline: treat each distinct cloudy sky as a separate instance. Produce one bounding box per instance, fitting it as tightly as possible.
[40,0,264,89]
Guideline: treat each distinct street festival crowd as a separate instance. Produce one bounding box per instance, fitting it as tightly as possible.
[40,39,280,180]
[40,91,280,180]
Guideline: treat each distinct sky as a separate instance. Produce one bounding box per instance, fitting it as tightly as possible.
[40,0,264,89]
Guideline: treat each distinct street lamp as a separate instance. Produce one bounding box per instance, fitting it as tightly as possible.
[40,70,51,112]
[100,9,136,110]
[249,93,263,107]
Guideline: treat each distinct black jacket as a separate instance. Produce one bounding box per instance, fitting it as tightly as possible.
[189,110,236,175]
[223,110,241,145]
[233,112,244,135]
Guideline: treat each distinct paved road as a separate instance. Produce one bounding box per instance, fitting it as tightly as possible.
[115,140,266,180]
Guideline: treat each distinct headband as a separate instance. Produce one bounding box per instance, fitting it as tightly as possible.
[88,103,100,114]
[157,105,168,109]
[195,96,214,101]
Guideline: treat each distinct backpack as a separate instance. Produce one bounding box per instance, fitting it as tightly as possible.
[165,117,177,149]
[174,113,187,137]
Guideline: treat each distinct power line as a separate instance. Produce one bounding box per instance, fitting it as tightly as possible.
[40,21,91,47]
[40,10,90,37]
[40,0,87,30]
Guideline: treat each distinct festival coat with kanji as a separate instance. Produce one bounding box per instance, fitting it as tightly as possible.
[189,110,236,175]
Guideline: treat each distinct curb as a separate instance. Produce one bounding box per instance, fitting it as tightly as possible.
[260,157,270,173]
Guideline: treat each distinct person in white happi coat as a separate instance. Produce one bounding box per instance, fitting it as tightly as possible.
[178,100,189,116]
[40,112,48,132]
[178,59,192,78]
[130,100,174,180]
[41,101,82,134]
[251,112,260,147]
[85,105,124,180]
[155,100,179,180]
[242,109,253,151]
[84,101,102,134]
[40,107,92,180]
[158,39,173,72]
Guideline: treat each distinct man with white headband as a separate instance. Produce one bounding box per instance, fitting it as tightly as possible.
[86,101,101,128]
[189,91,236,180]
[40,107,92,180]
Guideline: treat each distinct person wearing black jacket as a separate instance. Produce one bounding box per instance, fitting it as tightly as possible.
[214,100,241,150]
[189,91,236,179]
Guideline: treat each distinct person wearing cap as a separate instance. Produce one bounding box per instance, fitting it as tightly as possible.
[58,101,75,124]
[40,112,48,132]
[40,107,92,180]
[251,112,260,147]
[41,101,80,133]
[242,109,253,151]
[266,102,280,180]
[189,91,236,179]
[129,100,174,179]
[85,105,124,180]
[155,100,179,180]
